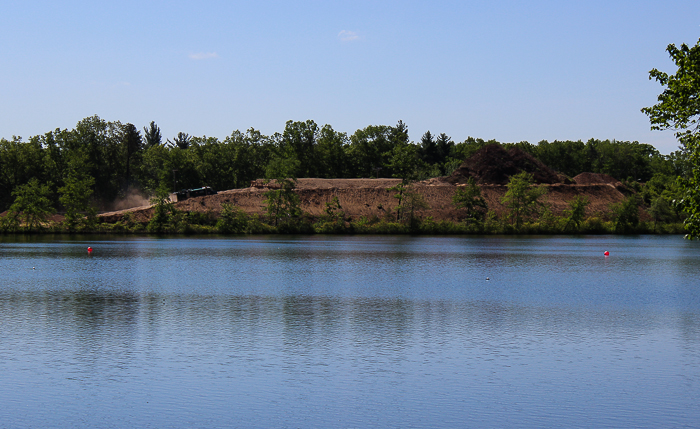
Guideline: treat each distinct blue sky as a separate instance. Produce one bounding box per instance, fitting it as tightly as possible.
[2,1,699,154]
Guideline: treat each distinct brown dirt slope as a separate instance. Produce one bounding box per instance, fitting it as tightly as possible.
[573,172,620,185]
[98,178,629,223]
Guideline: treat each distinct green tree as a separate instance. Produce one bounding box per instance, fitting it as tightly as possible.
[58,151,96,231]
[147,185,175,233]
[220,128,274,188]
[563,196,590,231]
[139,143,172,192]
[533,140,589,177]
[7,178,55,231]
[0,136,45,211]
[649,196,674,232]
[452,177,487,225]
[389,143,422,182]
[280,120,319,178]
[611,195,640,233]
[263,179,302,227]
[216,203,250,233]
[401,186,430,229]
[313,196,346,233]
[347,125,394,177]
[265,156,300,181]
[435,133,454,174]
[122,123,142,190]
[642,37,700,238]
[389,182,429,229]
[501,172,546,229]
[171,132,191,149]
[71,115,124,203]
[419,131,437,164]
[323,196,344,221]
[315,125,350,178]
[143,121,162,148]
[59,175,95,230]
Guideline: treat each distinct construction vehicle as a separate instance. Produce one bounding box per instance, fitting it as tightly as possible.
[174,186,217,201]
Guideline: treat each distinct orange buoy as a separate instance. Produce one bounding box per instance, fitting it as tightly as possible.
[604,251,609,256]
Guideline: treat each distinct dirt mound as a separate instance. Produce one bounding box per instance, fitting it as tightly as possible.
[572,172,620,185]
[251,178,402,189]
[97,179,633,224]
[447,144,565,185]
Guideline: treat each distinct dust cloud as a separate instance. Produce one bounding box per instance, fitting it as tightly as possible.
[108,188,151,211]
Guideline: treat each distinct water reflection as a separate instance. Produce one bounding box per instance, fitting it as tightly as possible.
[1,235,699,428]
[2,288,694,353]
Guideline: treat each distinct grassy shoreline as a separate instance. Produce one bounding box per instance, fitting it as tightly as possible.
[0,214,687,236]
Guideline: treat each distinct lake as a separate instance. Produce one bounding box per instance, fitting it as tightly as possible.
[1,235,699,428]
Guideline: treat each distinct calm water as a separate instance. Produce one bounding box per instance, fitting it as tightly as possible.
[1,235,699,428]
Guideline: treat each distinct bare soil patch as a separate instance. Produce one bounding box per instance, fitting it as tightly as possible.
[98,178,631,223]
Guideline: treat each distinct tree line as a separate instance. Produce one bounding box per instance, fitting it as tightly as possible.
[0,115,687,215]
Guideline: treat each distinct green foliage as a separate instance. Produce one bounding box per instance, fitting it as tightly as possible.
[675,136,700,239]
[418,216,470,234]
[171,132,191,150]
[147,186,175,233]
[418,132,454,174]
[58,150,96,231]
[59,175,96,231]
[537,204,558,231]
[7,178,55,232]
[501,172,547,229]
[611,196,640,233]
[581,216,608,234]
[402,188,430,230]
[265,156,300,181]
[216,203,250,234]
[312,196,347,233]
[316,125,350,178]
[0,136,45,211]
[649,196,675,232]
[563,196,590,230]
[72,116,126,202]
[263,179,302,227]
[107,212,144,233]
[387,182,429,229]
[643,38,700,238]
[324,196,343,219]
[347,121,408,178]
[280,120,319,178]
[452,178,487,225]
[143,121,162,148]
[122,123,142,190]
[482,210,501,233]
[451,138,497,163]
[389,143,423,182]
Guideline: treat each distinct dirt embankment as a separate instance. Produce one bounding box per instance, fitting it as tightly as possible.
[0,143,644,225]
[98,144,634,223]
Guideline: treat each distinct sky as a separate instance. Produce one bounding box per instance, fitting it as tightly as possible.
[2,0,699,154]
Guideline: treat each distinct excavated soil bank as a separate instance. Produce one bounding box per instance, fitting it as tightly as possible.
[98,144,637,224]
[98,178,631,224]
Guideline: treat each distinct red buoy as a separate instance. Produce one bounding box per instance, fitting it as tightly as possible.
[604,251,609,256]
[87,247,93,254]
